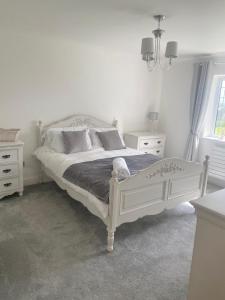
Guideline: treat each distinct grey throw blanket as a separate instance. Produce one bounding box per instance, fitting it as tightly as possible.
[63,154,159,203]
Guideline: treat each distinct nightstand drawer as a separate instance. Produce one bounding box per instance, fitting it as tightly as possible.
[0,149,18,164]
[142,147,163,157]
[139,138,164,149]
[0,142,23,199]
[0,164,18,179]
[0,178,19,192]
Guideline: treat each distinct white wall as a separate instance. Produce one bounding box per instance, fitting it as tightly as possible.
[159,60,194,158]
[0,30,162,185]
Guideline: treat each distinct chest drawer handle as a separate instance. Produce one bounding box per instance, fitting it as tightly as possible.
[3,182,12,187]
[157,141,161,144]
[3,169,11,174]
[2,154,11,159]
[156,150,160,153]
[144,142,149,146]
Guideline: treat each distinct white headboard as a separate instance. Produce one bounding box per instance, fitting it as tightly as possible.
[37,114,118,146]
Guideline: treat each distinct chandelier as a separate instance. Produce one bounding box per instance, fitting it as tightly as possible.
[141,15,178,71]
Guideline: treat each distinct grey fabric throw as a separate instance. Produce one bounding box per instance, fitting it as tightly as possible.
[63,154,159,203]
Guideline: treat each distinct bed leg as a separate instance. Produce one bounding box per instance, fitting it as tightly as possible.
[107,228,115,252]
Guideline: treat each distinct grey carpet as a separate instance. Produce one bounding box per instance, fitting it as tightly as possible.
[0,182,220,300]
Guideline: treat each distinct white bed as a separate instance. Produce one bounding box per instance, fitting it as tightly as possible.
[35,114,209,252]
[35,146,142,220]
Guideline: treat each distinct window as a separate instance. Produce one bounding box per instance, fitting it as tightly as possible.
[213,77,225,139]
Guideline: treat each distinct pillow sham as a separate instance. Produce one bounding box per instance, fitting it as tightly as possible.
[96,130,126,151]
[44,129,64,153]
[62,129,92,154]
[44,127,90,153]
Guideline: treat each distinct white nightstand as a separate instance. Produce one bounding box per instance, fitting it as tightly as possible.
[0,141,24,199]
[124,132,166,157]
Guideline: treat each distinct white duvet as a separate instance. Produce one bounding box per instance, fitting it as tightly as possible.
[34,146,141,178]
[34,146,142,219]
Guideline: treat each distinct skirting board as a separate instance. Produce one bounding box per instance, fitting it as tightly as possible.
[24,174,52,186]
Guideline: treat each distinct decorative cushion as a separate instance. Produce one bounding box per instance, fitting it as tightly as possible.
[62,130,92,154]
[89,128,125,149]
[96,130,126,151]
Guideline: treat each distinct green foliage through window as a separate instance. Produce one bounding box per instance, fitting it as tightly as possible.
[214,80,225,138]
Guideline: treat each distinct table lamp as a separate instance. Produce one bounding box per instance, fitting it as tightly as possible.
[147,112,159,133]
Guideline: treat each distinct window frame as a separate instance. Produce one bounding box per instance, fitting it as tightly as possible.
[210,76,225,138]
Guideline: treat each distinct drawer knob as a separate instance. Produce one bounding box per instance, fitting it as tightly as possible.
[3,182,12,187]
[3,169,11,174]
[157,141,161,144]
[144,142,149,146]
[2,154,11,159]
[156,150,160,153]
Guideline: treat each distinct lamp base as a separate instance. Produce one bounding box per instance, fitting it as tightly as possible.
[149,120,158,134]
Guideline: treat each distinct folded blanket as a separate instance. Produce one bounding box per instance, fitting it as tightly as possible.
[63,154,159,203]
[113,157,130,179]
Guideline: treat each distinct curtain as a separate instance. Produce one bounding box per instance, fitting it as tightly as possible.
[185,61,210,161]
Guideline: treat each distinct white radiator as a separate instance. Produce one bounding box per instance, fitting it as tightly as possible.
[209,144,225,181]
[199,137,225,187]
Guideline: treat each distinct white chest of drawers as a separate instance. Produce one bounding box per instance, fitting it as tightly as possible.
[188,189,225,300]
[0,141,24,199]
[124,132,166,157]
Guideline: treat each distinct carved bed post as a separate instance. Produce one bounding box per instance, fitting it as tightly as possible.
[201,155,210,197]
[107,170,119,252]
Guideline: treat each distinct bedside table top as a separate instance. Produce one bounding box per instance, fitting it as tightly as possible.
[126,131,165,138]
[193,189,225,221]
[0,141,24,147]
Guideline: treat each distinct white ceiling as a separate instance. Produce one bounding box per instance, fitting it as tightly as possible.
[0,0,225,57]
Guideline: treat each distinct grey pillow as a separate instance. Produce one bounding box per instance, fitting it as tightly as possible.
[96,130,126,151]
[62,130,91,154]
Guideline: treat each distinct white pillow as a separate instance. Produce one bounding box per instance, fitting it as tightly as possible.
[44,127,92,153]
[89,128,125,149]
[44,129,64,153]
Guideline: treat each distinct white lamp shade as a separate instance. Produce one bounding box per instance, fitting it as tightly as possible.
[141,38,154,55]
[165,41,178,58]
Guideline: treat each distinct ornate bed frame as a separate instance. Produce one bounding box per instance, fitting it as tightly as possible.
[37,114,209,252]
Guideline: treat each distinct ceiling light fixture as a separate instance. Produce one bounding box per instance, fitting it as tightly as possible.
[141,15,178,71]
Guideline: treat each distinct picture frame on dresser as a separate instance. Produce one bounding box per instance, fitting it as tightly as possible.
[0,141,24,199]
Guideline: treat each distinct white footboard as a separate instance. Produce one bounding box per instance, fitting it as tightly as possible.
[107,156,209,251]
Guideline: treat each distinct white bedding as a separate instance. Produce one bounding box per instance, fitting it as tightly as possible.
[34,146,141,178]
[34,146,142,219]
